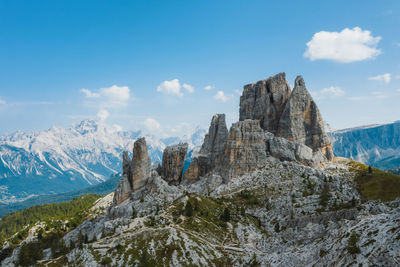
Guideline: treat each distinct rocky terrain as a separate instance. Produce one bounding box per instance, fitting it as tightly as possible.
[1,73,399,266]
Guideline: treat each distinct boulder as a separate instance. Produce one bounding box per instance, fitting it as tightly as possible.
[268,136,296,162]
[161,143,188,185]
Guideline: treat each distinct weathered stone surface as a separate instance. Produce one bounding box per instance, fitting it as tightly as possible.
[295,143,313,165]
[268,136,296,162]
[239,73,334,162]
[130,137,152,190]
[239,72,291,134]
[184,114,228,182]
[182,156,209,184]
[199,114,229,161]
[113,175,131,205]
[218,119,267,180]
[277,76,333,160]
[161,143,188,185]
[113,137,151,205]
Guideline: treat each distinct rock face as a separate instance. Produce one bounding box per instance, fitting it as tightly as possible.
[183,114,228,182]
[113,137,151,205]
[161,143,188,185]
[277,76,333,160]
[199,114,229,161]
[218,120,267,180]
[240,73,333,161]
[239,72,291,134]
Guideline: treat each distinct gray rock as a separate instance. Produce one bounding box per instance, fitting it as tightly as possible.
[199,113,229,161]
[184,114,228,182]
[161,143,188,185]
[218,119,267,180]
[239,73,334,163]
[113,137,151,206]
[268,136,296,162]
[239,72,291,134]
[112,174,131,206]
[295,143,313,165]
[130,137,152,191]
[277,76,333,160]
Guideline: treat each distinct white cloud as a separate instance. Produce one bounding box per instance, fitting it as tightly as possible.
[234,89,242,96]
[183,83,195,93]
[304,27,382,63]
[204,85,214,91]
[100,85,130,102]
[97,109,109,122]
[0,98,5,105]
[214,91,229,102]
[396,88,400,92]
[312,86,345,99]
[157,79,183,96]
[368,73,391,84]
[80,88,100,98]
[81,85,131,106]
[144,118,161,132]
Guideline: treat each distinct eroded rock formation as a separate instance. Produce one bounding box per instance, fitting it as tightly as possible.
[277,76,333,160]
[218,120,267,180]
[113,137,151,205]
[184,114,228,182]
[240,73,333,161]
[239,72,291,134]
[161,143,188,185]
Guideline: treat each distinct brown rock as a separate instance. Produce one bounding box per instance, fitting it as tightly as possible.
[161,143,188,185]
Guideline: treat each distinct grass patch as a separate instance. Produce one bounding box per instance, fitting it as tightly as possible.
[348,160,400,202]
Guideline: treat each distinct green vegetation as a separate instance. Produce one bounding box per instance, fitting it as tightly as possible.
[0,194,99,246]
[346,231,360,255]
[349,160,400,202]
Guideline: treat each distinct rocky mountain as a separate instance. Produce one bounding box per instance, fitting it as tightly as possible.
[329,121,400,170]
[1,73,399,266]
[0,120,206,204]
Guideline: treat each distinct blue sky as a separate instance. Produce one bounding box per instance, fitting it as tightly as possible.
[0,0,399,137]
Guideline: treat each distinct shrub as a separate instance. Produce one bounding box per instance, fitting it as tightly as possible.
[184,201,193,217]
[220,207,230,222]
[347,231,361,255]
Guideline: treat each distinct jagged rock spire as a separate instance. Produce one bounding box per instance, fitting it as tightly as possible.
[277,75,333,159]
[113,137,151,206]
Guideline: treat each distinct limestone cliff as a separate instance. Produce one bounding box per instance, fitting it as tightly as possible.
[184,114,228,182]
[239,72,291,134]
[277,76,333,160]
[240,73,333,161]
[161,143,188,185]
[113,137,151,205]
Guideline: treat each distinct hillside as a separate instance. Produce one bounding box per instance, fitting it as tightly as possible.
[0,173,121,218]
[329,121,400,170]
[1,73,399,266]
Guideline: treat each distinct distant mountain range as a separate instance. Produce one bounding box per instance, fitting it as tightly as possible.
[1,119,399,205]
[329,121,400,171]
[0,120,205,204]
